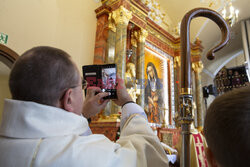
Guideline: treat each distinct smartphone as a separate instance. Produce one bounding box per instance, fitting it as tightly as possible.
[82,64,117,99]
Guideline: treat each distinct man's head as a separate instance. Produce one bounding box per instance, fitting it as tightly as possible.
[204,86,250,167]
[9,46,84,115]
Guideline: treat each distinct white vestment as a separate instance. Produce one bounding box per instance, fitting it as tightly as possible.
[0,99,169,167]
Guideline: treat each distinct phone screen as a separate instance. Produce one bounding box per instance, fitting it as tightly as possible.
[82,64,117,99]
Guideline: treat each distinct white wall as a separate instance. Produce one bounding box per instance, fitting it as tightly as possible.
[200,71,215,113]
[0,0,101,122]
[225,53,245,68]
[0,0,100,70]
[0,72,11,123]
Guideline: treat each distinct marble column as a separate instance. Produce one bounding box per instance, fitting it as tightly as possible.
[112,6,132,80]
[192,61,204,131]
[174,56,180,117]
[135,29,148,109]
[103,12,116,116]
[105,13,116,64]
[111,6,132,115]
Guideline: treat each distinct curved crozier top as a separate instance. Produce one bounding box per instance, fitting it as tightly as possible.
[180,8,230,91]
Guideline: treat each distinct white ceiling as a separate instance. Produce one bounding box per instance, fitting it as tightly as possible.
[158,0,250,76]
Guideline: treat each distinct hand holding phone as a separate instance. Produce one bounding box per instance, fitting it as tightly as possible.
[112,74,133,106]
[82,64,117,99]
[82,87,110,118]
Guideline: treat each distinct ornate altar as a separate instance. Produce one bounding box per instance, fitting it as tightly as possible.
[214,65,249,94]
[90,0,204,144]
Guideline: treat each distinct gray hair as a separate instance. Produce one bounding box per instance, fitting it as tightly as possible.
[9,46,79,106]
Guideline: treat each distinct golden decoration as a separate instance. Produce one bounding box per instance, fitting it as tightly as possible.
[125,63,140,102]
[143,0,167,26]
[101,0,108,4]
[108,13,116,32]
[130,4,147,20]
[112,6,132,26]
[131,31,138,47]
[180,88,192,95]
[101,0,118,5]
[97,114,120,122]
[174,56,180,68]
[192,61,204,73]
[197,126,203,132]
[146,25,173,48]
[191,51,201,57]
[135,29,148,43]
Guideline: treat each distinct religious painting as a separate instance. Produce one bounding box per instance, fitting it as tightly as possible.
[144,46,169,126]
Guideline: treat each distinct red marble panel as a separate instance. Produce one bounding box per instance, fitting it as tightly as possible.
[131,15,147,29]
[174,50,180,57]
[91,127,119,141]
[147,34,174,56]
[90,122,120,141]
[93,12,109,64]
[147,18,176,42]
[130,0,150,13]
[110,0,130,11]
[191,55,201,63]
[95,5,111,18]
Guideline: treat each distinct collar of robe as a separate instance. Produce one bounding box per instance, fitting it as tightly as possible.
[0,99,89,139]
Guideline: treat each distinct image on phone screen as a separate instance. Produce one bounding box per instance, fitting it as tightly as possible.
[102,67,116,90]
[82,64,117,99]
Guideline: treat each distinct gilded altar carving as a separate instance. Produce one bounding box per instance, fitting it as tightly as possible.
[192,61,203,73]
[178,95,194,124]
[135,29,148,43]
[130,4,147,21]
[93,0,204,128]
[191,50,202,57]
[146,25,173,47]
[131,31,138,47]
[191,38,203,57]
[112,6,132,26]
[125,63,140,101]
[101,0,118,6]
[125,63,136,87]
[108,13,116,32]
[174,56,180,68]
[140,0,168,27]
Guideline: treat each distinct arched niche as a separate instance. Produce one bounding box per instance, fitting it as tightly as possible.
[0,44,19,122]
[0,44,19,68]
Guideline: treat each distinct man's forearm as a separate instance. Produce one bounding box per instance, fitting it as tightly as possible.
[120,103,147,130]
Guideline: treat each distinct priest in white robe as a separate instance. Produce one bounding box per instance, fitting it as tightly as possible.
[0,46,169,167]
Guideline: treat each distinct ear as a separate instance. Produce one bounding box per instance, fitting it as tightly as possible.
[205,147,219,167]
[61,88,74,112]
